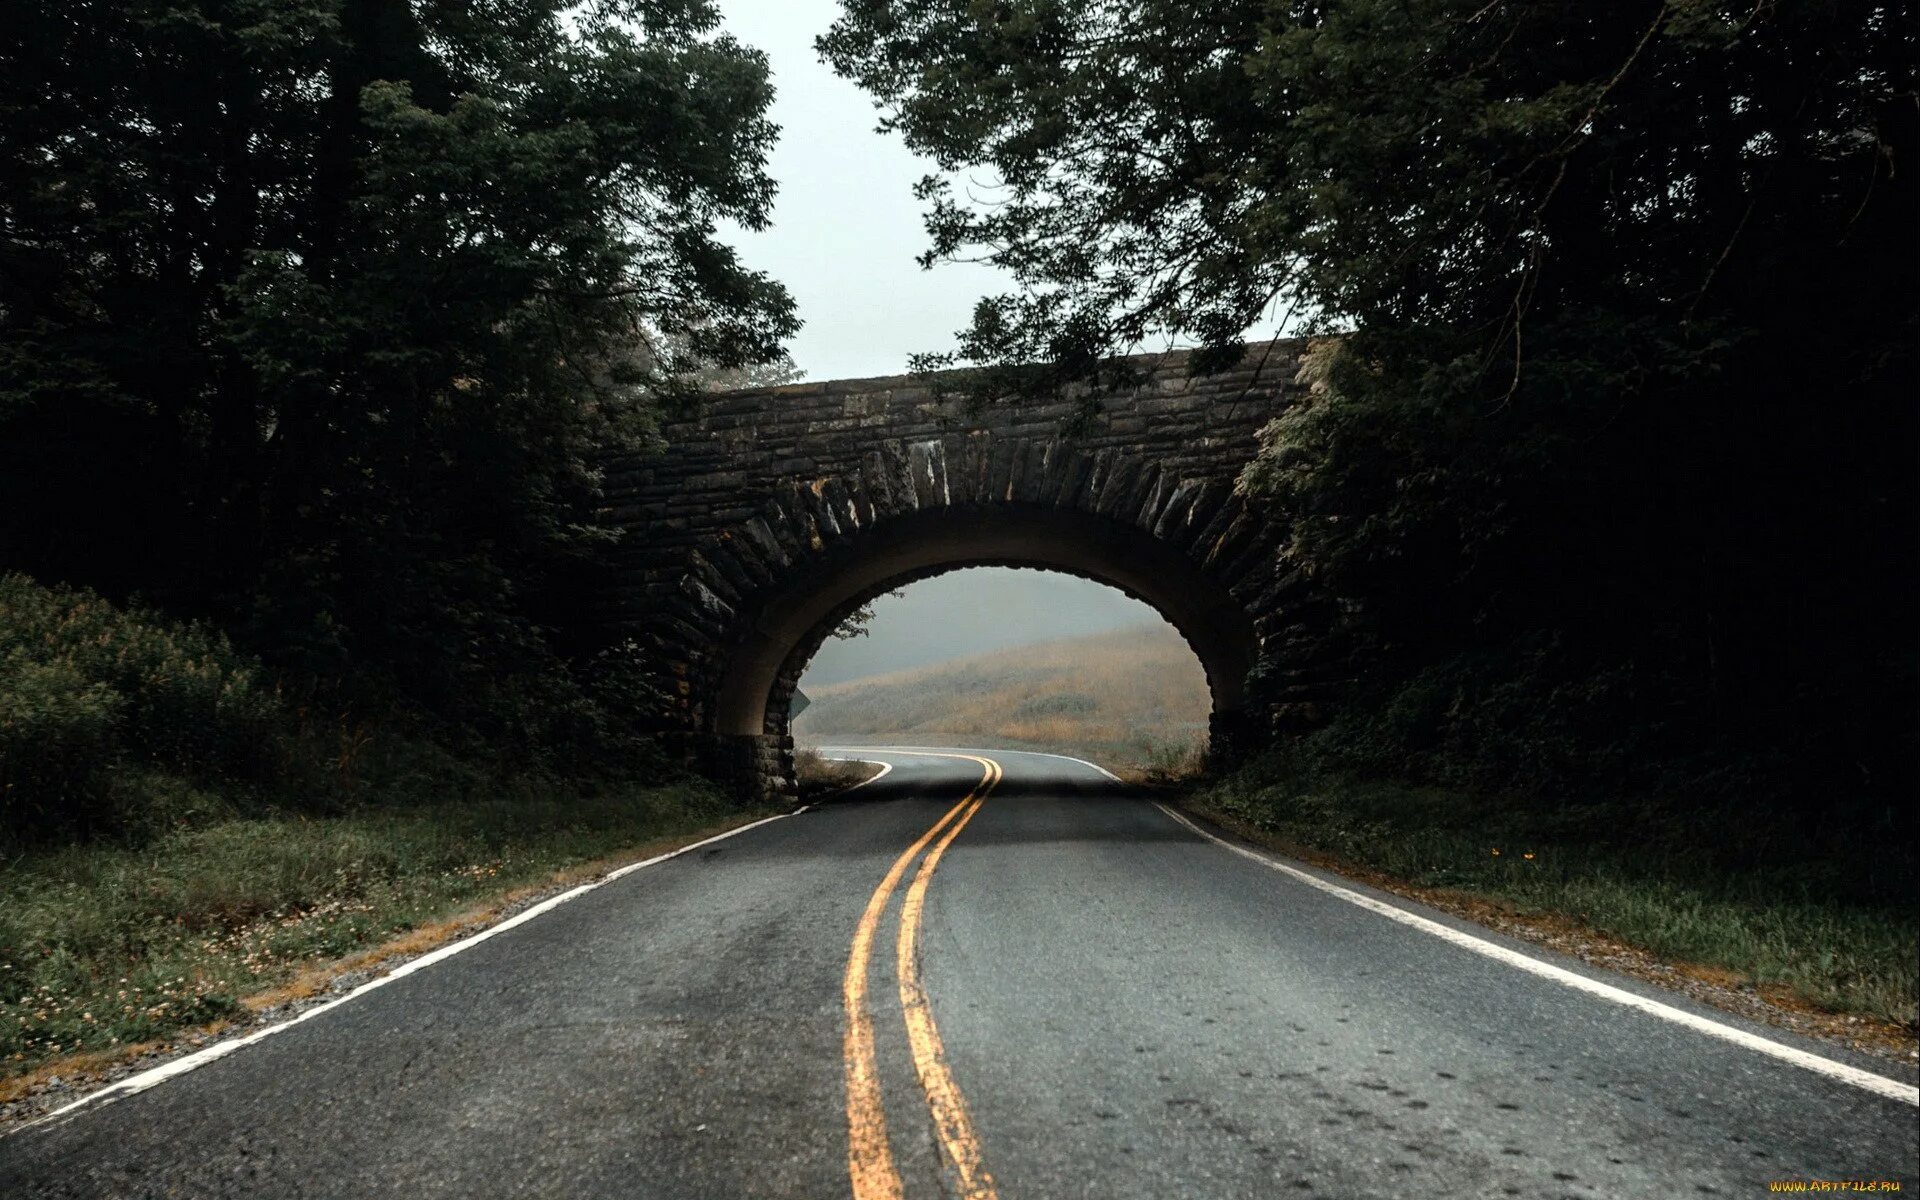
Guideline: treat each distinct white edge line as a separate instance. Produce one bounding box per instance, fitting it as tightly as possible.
[808,741,1915,1103]
[1152,801,1918,1107]
[1031,751,1123,782]
[20,806,809,1132]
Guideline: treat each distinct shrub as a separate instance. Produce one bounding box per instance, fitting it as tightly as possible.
[1,573,693,846]
[0,658,122,836]
[1,573,296,841]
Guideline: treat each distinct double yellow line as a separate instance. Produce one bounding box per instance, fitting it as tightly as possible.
[842,753,1003,1200]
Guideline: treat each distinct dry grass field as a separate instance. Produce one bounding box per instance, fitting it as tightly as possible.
[792,622,1210,770]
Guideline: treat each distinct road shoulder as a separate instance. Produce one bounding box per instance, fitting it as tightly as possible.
[1165,792,1920,1077]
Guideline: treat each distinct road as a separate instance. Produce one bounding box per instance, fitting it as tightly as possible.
[2,747,1914,1198]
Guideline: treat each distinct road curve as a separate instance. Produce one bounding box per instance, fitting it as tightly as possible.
[1,748,1914,1197]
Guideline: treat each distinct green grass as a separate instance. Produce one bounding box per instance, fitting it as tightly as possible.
[1191,758,1919,1030]
[0,780,754,1078]
[0,570,777,1084]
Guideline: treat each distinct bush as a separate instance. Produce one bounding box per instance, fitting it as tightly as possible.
[0,658,122,836]
[0,573,705,848]
[1,574,304,840]
[1294,630,1913,864]
[1303,635,1651,799]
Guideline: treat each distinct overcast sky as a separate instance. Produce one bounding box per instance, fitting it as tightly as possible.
[717,0,1008,381]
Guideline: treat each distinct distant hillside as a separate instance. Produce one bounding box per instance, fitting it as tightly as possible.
[792,622,1209,767]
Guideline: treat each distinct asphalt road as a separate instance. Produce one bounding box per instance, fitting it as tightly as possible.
[2,747,1914,1198]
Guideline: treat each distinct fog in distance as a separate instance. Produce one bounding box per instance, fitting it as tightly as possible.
[798,568,1172,689]
[792,569,1211,762]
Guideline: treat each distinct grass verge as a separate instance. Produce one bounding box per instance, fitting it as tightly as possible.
[1187,759,1918,1040]
[0,780,770,1090]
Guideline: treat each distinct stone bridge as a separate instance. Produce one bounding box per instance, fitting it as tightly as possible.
[596,340,1346,800]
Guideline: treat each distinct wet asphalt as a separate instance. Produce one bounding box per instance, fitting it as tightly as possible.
[1,747,1914,1198]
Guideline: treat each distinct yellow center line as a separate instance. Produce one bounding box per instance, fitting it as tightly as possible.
[842,755,992,1200]
[896,756,1002,1200]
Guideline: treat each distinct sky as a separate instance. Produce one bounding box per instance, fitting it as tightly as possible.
[716,1,1297,381]
[797,567,1172,690]
[717,0,1008,381]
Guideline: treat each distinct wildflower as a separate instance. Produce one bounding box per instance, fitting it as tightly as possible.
[1490,848,1501,857]
[1523,853,1535,861]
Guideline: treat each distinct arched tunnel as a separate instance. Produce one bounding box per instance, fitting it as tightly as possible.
[722,504,1257,745]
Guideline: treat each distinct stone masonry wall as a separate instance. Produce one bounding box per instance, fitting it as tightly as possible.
[594,341,1345,801]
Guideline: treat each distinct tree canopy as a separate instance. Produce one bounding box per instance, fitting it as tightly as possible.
[824,1,1911,380]
[2,0,795,738]
[825,1,1918,807]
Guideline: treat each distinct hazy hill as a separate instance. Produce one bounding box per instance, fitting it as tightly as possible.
[800,567,1166,687]
[792,622,1209,766]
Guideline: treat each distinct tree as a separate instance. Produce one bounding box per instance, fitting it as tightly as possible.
[823,1,1918,802]
[829,590,903,640]
[823,2,1911,383]
[1,0,796,731]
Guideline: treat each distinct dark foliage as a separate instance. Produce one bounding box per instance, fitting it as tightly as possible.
[1,0,795,761]
[0,573,687,843]
[824,1,1918,820]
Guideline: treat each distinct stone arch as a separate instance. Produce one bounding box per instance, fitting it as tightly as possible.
[644,434,1318,798]
[731,505,1255,739]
